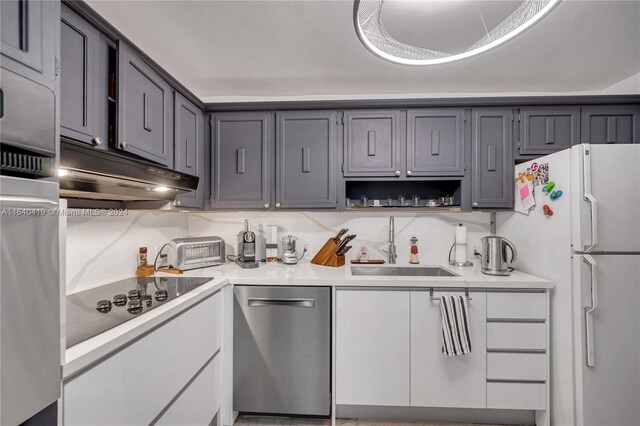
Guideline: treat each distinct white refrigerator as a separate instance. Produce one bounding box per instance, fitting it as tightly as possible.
[497,144,640,426]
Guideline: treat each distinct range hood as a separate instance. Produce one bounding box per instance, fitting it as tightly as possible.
[59,141,198,201]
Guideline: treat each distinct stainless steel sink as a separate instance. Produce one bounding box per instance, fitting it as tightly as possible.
[350,266,458,277]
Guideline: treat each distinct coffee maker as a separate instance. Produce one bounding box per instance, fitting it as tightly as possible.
[236,219,259,269]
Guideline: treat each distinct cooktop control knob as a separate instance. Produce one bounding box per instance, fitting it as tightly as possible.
[128,289,141,300]
[96,299,112,313]
[127,300,143,315]
[113,294,127,306]
[155,289,168,302]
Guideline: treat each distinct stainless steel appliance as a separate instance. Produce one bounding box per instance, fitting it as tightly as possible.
[281,235,301,264]
[59,140,199,201]
[0,176,60,425]
[480,236,517,276]
[234,286,331,416]
[236,219,258,269]
[168,236,225,270]
[66,276,213,348]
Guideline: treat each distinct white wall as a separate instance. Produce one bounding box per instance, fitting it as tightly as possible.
[65,210,188,294]
[64,209,491,294]
[188,211,490,266]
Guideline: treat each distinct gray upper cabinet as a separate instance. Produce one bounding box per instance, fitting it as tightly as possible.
[1,0,57,90]
[471,108,513,209]
[344,110,401,177]
[276,111,337,208]
[211,112,272,209]
[407,108,464,176]
[60,4,108,147]
[518,106,580,155]
[581,105,640,144]
[173,93,204,209]
[118,43,173,167]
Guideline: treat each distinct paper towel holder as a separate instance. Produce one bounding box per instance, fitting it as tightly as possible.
[448,243,474,267]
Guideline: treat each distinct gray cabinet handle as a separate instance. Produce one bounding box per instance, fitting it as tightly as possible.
[606,117,617,143]
[583,254,597,368]
[121,141,128,149]
[582,146,598,252]
[275,202,281,208]
[143,93,151,132]
[395,170,401,177]
[431,129,440,155]
[248,298,315,308]
[545,118,556,144]
[407,170,413,176]
[302,147,310,173]
[264,203,270,208]
[236,148,245,174]
[93,136,103,146]
[472,202,479,208]
[185,139,192,169]
[487,145,497,171]
[367,130,376,156]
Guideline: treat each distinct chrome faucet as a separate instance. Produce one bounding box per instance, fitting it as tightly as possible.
[385,216,397,264]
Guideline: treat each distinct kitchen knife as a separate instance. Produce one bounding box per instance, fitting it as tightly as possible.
[334,228,348,241]
[336,234,356,253]
[337,245,352,256]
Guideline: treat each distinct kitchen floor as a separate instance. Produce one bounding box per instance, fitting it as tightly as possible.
[234,415,509,425]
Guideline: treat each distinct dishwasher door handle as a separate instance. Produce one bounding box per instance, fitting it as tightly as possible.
[248,298,315,308]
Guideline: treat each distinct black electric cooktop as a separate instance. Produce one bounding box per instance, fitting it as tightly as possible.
[66,276,213,348]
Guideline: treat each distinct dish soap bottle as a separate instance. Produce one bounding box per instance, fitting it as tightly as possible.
[410,237,419,264]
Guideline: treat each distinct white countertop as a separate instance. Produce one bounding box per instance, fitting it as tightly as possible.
[63,261,551,379]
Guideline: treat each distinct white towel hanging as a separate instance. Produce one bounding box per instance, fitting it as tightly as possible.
[439,294,472,356]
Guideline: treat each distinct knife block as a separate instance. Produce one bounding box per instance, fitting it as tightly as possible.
[311,238,345,267]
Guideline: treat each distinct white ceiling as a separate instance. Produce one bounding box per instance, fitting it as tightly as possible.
[86,0,640,102]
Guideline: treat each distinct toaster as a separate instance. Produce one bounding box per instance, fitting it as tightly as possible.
[169,236,226,270]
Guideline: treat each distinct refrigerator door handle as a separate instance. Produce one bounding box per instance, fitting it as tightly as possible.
[584,254,597,368]
[583,145,598,252]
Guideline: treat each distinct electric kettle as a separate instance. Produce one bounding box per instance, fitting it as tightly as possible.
[480,236,517,276]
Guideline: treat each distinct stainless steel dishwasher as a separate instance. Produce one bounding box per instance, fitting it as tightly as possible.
[234,286,331,416]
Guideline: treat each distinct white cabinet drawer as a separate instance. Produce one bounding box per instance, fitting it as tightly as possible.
[487,382,546,410]
[64,291,223,426]
[487,353,546,381]
[157,351,222,426]
[486,292,546,320]
[487,322,546,350]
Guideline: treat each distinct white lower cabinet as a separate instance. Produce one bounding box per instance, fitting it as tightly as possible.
[64,291,223,426]
[336,290,410,406]
[336,288,550,419]
[157,351,222,426]
[410,291,487,408]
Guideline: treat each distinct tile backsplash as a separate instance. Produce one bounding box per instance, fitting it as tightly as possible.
[65,209,490,294]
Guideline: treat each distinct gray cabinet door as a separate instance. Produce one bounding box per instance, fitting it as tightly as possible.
[60,4,102,146]
[519,106,580,155]
[211,112,272,209]
[407,108,464,176]
[1,0,57,90]
[118,43,173,167]
[580,105,640,144]
[472,108,514,209]
[344,110,401,177]
[276,111,337,208]
[174,93,204,209]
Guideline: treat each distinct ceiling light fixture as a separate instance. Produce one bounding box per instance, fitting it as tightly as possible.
[354,0,561,66]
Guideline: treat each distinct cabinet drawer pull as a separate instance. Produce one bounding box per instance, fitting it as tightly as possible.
[367,130,376,156]
[606,117,617,143]
[431,128,440,155]
[302,147,310,173]
[545,118,555,144]
[487,145,497,171]
[143,92,151,132]
[236,148,245,174]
